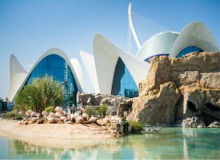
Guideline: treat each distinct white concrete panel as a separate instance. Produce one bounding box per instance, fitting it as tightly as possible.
[170,22,219,57]
[79,50,100,93]
[8,55,28,101]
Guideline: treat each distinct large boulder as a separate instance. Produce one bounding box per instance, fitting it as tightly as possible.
[127,82,181,125]
[77,93,93,105]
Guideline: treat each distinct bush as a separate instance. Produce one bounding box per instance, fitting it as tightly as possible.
[4,111,16,119]
[14,75,64,113]
[128,120,144,132]
[85,106,98,117]
[98,104,108,118]
[44,106,54,113]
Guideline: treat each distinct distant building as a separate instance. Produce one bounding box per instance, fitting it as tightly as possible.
[8,4,219,105]
[0,101,13,111]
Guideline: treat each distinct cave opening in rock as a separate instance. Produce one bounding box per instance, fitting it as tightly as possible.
[206,103,220,112]
[202,112,219,126]
[187,101,197,112]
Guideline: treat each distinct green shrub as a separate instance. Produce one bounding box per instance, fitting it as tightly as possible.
[44,106,54,113]
[98,104,108,118]
[1,110,23,121]
[128,120,144,132]
[85,106,98,117]
[4,111,16,119]
[14,75,64,113]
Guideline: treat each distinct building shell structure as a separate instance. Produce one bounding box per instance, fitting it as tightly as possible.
[9,4,220,105]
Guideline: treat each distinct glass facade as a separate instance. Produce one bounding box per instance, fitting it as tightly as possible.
[25,54,78,106]
[111,58,138,98]
[177,46,203,58]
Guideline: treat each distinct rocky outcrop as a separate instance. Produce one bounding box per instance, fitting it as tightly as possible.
[77,92,129,107]
[127,52,220,126]
[77,92,133,117]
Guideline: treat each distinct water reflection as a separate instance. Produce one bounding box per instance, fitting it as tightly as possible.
[1,128,220,160]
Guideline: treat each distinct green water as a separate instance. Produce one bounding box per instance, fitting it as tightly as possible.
[0,128,220,159]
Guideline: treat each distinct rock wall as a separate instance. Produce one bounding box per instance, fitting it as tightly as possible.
[127,52,220,126]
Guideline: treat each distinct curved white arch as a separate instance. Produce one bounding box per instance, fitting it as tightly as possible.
[169,22,219,57]
[128,3,142,49]
[8,54,28,101]
[10,48,83,100]
[93,34,149,95]
[136,31,179,60]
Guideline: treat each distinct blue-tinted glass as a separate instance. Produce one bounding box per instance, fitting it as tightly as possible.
[177,46,203,58]
[25,54,78,106]
[111,58,138,98]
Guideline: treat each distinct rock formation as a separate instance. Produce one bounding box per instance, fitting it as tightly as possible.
[127,52,220,127]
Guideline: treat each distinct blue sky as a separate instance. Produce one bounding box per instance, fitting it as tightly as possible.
[0,0,219,99]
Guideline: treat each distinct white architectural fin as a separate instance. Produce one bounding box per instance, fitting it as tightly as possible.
[94,34,149,95]
[8,54,27,101]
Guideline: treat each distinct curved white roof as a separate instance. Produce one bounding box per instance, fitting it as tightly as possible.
[93,34,149,95]
[136,32,179,60]
[9,48,83,100]
[169,22,219,57]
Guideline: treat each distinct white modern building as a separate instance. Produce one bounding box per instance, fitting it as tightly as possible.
[9,4,219,104]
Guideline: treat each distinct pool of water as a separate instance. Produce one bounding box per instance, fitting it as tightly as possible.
[0,128,220,159]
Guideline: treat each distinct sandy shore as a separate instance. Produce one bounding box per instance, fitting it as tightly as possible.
[0,119,114,149]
